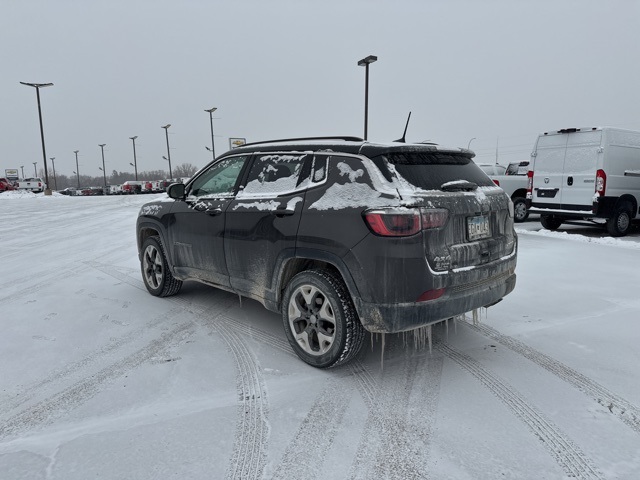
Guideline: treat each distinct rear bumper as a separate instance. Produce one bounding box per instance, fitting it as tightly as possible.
[353,263,517,333]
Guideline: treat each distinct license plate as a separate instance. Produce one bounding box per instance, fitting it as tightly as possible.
[467,215,490,241]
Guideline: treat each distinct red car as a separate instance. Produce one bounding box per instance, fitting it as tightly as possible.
[0,178,16,192]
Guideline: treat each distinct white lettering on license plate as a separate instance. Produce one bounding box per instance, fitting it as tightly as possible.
[467,215,490,241]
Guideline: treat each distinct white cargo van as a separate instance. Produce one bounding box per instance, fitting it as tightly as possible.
[526,127,640,236]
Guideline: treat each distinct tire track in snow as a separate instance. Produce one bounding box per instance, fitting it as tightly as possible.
[199,318,269,480]
[348,336,439,480]
[0,321,196,440]
[93,262,270,478]
[0,305,186,416]
[437,341,604,480]
[270,379,351,480]
[463,320,640,434]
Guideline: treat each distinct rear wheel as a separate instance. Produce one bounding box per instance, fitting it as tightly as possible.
[512,197,529,223]
[282,269,365,368]
[606,203,633,237]
[140,235,182,297]
[540,215,562,231]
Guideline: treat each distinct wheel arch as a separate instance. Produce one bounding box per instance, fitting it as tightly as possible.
[616,194,638,217]
[136,219,169,257]
[269,248,362,314]
[511,188,527,200]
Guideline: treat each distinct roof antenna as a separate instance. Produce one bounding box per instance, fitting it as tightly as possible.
[394,111,411,143]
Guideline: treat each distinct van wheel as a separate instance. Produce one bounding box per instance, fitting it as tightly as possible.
[606,204,633,237]
[540,215,562,230]
[513,197,529,222]
[141,236,182,297]
[282,270,365,368]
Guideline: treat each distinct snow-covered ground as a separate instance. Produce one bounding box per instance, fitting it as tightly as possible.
[1,191,639,480]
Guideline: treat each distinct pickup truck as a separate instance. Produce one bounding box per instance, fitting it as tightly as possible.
[478,162,530,222]
[16,178,47,193]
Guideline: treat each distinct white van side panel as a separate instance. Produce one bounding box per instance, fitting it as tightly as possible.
[602,130,640,213]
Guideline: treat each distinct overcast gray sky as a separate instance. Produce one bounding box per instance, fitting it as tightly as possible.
[2,0,640,180]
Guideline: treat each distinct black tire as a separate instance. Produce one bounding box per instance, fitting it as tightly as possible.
[606,204,633,237]
[540,215,562,231]
[282,269,366,368]
[140,235,182,297]
[512,197,529,223]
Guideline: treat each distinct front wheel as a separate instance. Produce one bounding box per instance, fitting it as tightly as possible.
[282,270,365,368]
[140,235,182,297]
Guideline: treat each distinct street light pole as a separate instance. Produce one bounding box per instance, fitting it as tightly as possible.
[74,150,80,188]
[33,162,37,176]
[357,55,377,141]
[50,157,57,190]
[161,124,172,179]
[130,136,138,181]
[99,144,107,187]
[20,81,54,195]
[20,166,24,178]
[205,107,217,160]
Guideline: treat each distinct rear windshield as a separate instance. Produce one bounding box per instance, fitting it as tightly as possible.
[376,152,495,190]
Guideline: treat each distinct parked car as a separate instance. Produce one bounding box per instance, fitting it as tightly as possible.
[136,137,518,368]
[58,187,77,196]
[479,161,530,222]
[16,177,46,193]
[122,181,143,194]
[0,178,16,192]
[527,126,640,236]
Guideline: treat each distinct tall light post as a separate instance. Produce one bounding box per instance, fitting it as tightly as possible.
[20,82,54,195]
[161,124,172,179]
[357,55,377,141]
[50,157,57,190]
[467,137,476,150]
[33,162,37,176]
[99,144,107,187]
[130,136,138,180]
[73,150,80,188]
[20,166,24,178]
[205,107,217,160]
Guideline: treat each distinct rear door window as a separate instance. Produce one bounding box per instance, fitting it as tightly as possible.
[240,153,309,197]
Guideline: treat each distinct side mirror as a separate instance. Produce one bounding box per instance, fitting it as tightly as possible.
[167,182,185,199]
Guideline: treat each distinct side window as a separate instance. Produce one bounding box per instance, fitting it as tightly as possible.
[241,154,308,196]
[188,155,248,198]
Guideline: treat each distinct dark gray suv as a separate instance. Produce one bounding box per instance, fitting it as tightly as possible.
[136,137,517,368]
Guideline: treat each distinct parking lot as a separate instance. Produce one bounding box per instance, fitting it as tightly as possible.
[1,193,639,479]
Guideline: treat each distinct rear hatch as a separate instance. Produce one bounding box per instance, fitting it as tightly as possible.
[376,148,516,272]
[532,129,601,209]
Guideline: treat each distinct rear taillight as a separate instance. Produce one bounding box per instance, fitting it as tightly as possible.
[526,171,534,199]
[363,208,448,237]
[595,169,606,196]
[492,179,500,186]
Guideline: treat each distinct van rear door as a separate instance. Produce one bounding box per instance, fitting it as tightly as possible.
[532,132,567,207]
[532,129,601,209]
[561,130,601,208]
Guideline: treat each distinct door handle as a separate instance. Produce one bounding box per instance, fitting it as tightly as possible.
[567,176,573,186]
[271,208,295,217]
[206,208,223,216]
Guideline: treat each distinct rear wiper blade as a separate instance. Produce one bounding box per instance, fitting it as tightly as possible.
[440,180,478,192]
